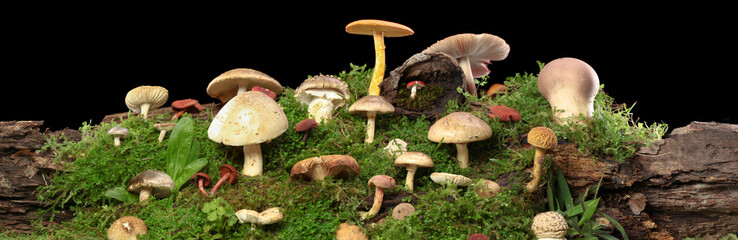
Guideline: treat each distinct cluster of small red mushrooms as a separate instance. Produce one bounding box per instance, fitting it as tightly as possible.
[107,19,601,240]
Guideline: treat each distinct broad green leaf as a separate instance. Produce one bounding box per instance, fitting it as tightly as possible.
[103,187,139,204]
[165,117,208,190]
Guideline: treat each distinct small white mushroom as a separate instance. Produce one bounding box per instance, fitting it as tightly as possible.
[108,126,129,147]
[235,207,284,230]
[153,123,176,143]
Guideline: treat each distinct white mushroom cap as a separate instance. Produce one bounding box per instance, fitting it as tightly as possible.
[207,91,288,146]
[125,85,169,119]
[294,75,351,123]
[430,172,472,186]
[235,207,284,226]
[384,138,408,156]
[537,57,600,124]
[394,152,434,169]
[531,211,568,240]
[109,126,129,137]
[107,216,147,240]
[207,68,283,103]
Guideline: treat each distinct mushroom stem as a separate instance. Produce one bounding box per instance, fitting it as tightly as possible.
[410,85,418,99]
[197,179,209,196]
[237,86,249,95]
[457,56,477,96]
[140,103,151,119]
[209,173,232,195]
[404,165,418,191]
[171,110,185,121]
[114,137,122,146]
[307,98,335,124]
[242,144,263,176]
[157,130,168,143]
[526,148,548,191]
[363,187,385,220]
[364,112,377,143]
[369,31,386,96]
[455,143,470,168]
[138,186,152,202]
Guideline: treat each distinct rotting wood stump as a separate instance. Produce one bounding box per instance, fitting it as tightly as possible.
[551,121,738,240]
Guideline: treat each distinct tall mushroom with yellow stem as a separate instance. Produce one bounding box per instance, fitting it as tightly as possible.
[345,19,414,95]
[525,126,558,192]
[206,68,283,103]
[349,95,395,144]
[428,112,492,168]
[537,57,600,125]
[207,91,288,176]
[294,75,350,123]
[125,85,169,119]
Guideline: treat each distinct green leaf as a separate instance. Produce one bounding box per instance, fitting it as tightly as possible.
[578,197,600,227]
[597,210,629,240]
[165,117,208,190]
[103,187,139,204]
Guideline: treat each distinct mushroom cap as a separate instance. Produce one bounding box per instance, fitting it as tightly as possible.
[422,33,510,78]
[108,126,129,137]
[467,233,490,240]
[290,155,360,181]
[384,138,408,156]
[345,19,414,37]
[394,152,434,168]
[219,164,238,184]
[207,91,288,146]
[294,75,351,107]
[391,202,416,220]
[189,172,211,187]
[537,57,600,120]
[474,179,502,198]
[348,95,395,115]
[125,85,169,113]
[406,80,426,89]
[207,68,283,103]
[295,119,319,132]
[107,216,147,240]
[531,211,568,239]
[335,223,368,240]
[527,126,558,150]
[153,122,177,131]
[368,175,396,189]
[487,105,521,122]
[127,169,175,199]
[171,99,202,113]
[427,112,492,144]
[430,172,472,186]
[485,83,508,98]
[235,207,284,225]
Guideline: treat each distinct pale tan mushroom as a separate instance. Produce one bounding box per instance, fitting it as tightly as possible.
[537,57,600,125]
[335,223,368,240]
[391,202,416,220]
[294,75,350,123]
[349,95,395,144]
[235,207,284,231]
[531,211,568,240]
[289,155,360,181]
[153,122,176,143]
[207,91,288,176]
[383,138,408,157]
[127,169,175,202]
[125,85,169,120]
[394,152,434,191]
[474,179,502,198]
[428,112,492,168]
[107,216,147,240]
[429,172,472,186]
[108,126,129,147]
[207,68,283,103]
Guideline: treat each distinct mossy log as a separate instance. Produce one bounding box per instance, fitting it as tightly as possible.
[551,121,738,240]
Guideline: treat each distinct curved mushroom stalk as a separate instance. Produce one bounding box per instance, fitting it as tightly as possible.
[361,186,384,220]
[526,147,549,191]
[242,144,263,176]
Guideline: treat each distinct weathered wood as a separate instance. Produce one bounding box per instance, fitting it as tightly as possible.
[101,102,222,124]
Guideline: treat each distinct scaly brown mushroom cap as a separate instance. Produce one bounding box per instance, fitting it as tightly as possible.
[525,126,558,192]
[107,216,147,240]
[125,85,169,119]
[207,68,283,103]
[531,211,568,240]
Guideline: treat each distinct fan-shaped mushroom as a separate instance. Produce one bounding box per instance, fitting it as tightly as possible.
[125,85,169,119]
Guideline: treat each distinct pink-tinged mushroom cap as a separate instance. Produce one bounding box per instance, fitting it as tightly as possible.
[537,57,600,125]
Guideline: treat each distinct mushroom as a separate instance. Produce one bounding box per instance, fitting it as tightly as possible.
[127,169,175,202]
[405,80,426,99]
[348,95,395,144]
[206,68,283,103]
[487,105,521,122]
[383,138,408,157]
[207,91,288,176]
[391,202,415,220]
[209,164,238,195]
[153,122,176,143]
[394,152,434,191]
[430,172,472,186]
[107,216,147,240]
[335,223,368,240]
[170,98,202,120]
[294,75,351,123]
[189,172,211,196]
[474,179,502,198]
[235,207,284,231]
[125,85,169,119]
[345,19,414,95]
[423,33,510,96]
[537,57,600,125]
[295,119,319,142]
[468,233,490,240]
[485,83,508,99]
[108,126,129,146]
[251,85,276,99]
[290,155,360,181]
[427,112,492,168]
[525,126,558,192]
[531,211,568,240]
[361,175,396,220]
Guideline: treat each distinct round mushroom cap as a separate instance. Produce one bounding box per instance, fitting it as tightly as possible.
[368,175,396,189]
[189,172,211,187]
[348,95,395,115]
[335,223,368,240]
[467,233,490,240]
[207,91,288,146]
[394,152,434,168]
[125,85,169,114]
[290,155,360,181]
[294,75,351,108]
[219,164,238,184]
[423,33,510,79]
[531,211,568,239]
[107,216,147,240]
[474,179,502,198]
[392,202,416,220]
[207,68,283,103]
[430,172,472,186]
[109,126,129,137]
[428,112,492,144]
[153,123,176,131]
[345,19,414,37]
[527,126,558,150]
[537,57,600,120]
[127,169,175,199]
[384,138,408,156]
[295,119,319,132]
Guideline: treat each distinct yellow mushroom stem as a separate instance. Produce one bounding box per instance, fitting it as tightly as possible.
[242,144,263,176]
[526,147,548,191]
[362,186,385,220]
[455,143,470,168]
[364,111,377,143]
[404,165,418,191]
[369,31,386,96]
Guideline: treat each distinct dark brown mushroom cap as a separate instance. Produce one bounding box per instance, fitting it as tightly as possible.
[127,169,175,198]
[290,155,360,181]
[219,164,238,184]
[295,119,319,132]
[189,172,211,187]
[368,175,396,189]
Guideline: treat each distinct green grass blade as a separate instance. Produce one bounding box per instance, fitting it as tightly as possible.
[597,210,629,240]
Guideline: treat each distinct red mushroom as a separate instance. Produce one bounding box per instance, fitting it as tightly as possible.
[405,81,426,100]
[189,172,211,196]
[295,119,319,142]
[487,105,521,122]
[251,86,276,99]
[171,99,202,120]
[209,164,238,195]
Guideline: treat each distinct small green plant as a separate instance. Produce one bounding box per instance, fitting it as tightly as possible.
[201,197,239,238]
[165,116,208,190]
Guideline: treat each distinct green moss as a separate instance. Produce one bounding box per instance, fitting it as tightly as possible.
[395,84,445,111]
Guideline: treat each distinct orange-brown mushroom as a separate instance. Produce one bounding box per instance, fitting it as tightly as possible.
[487,105,521,122]
[209,164,238,195]
[290,155,360,181]
[170,99,202,120]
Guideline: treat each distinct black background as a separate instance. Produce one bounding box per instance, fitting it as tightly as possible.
[3,4,735,132]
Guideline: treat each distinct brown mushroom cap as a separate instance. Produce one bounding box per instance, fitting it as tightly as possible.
[487,105,521,122]
[171,99,202,113]
[391,202,416,220]
[219,164,238,184]
[335,223,368,240]
[474,179,502,198]
[394,152,434,168]
[348,95,395,115]
[127,169,175,199]
[531,211,568,239]
[207,68,283,103]
[430,172,472,186]
[153,122,177,131]
[427,112,492,144]
[368,175,396,189]
[207,91,288,146]
[295,119,319,132]
[189,172,211,187]
[107,216,147,240]
[290,155,360,181]
[345,19,414,37]
[125,85,169,116]
[527,126,558,150]
[537,57,600,123]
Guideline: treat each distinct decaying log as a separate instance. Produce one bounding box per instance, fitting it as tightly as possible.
[552,121,738,240]
[101,102,222,124]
